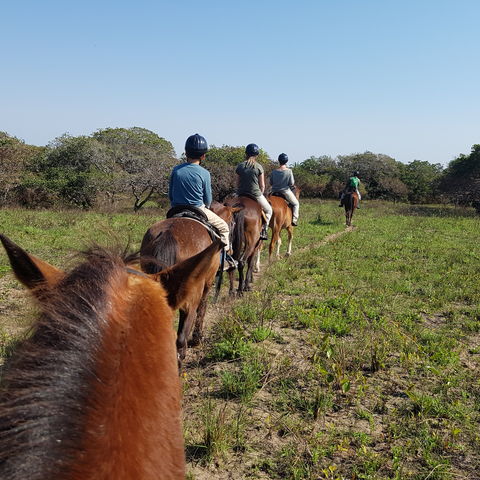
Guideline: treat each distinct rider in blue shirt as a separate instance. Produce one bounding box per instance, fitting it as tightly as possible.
[169,162,212,207]
[169,134,237,270]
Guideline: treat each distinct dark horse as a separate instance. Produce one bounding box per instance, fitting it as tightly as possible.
[140,202,239,362]
[267,187,301,260]
[343,189,359,226]
[224,195,264,295]
[0,234,221,479]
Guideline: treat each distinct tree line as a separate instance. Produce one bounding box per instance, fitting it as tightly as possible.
[0,128,478,212]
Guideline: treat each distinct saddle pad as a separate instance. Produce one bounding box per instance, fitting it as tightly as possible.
[166,206,222,241]
[271,191,289,201]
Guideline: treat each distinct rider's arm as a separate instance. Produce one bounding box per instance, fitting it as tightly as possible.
[259,173,266,193]
[203,171,213,208]
[289,170,295,189]
[236,173,241,190]
[168,171,174,203]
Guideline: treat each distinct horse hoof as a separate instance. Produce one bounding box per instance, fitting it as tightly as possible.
[188,335,201,347]
[285,252,291,257]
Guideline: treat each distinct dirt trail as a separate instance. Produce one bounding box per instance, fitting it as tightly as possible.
[183,225,355,368]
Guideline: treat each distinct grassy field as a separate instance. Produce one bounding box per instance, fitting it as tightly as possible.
[0,201,479,479]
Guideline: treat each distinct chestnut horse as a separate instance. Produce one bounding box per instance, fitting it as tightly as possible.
[140,202,239,362]
[344,190,359,226]
[0,234,221,480]
[267,187,301,260]
[224,196,263,295]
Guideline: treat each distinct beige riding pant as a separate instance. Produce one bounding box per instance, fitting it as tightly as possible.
[279,189,299,223]
[198,205,230,251]
[256,194,273,225]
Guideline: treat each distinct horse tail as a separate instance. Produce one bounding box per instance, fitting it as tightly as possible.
[141,230,179,274]
[344,193,352,210]
[231,209,246,262]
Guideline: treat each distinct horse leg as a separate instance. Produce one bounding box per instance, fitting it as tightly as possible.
[237,261,245,294]
[285,226,293,256]
[176,309,196,363]
[244,252,257,292]
[254,245,261,273]
[268,229,276,262]
[228,269,236,296]
[254,248,261,273]
[276,235,282,258]
[191,288,209,346]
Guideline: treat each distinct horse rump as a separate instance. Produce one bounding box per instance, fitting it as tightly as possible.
[140,229,179,274]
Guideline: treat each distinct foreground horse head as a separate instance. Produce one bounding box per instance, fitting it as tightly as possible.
[0,235,220,480]
[344,190,359,226]
[140,205,233,362]
[224,196,263,295]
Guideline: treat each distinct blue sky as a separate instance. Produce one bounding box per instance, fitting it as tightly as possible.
[2,0,479,165]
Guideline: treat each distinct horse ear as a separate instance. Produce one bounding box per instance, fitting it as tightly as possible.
[0,235,64,291]
[157,240,223,310]
[231,206,244,213]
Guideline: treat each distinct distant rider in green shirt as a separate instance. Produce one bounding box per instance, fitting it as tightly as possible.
[339,171,361,208]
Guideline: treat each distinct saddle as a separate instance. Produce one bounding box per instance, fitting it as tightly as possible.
[235,194,268,224]
[271,191,292,202]
[270,191,295,212]
[166,206,222,241]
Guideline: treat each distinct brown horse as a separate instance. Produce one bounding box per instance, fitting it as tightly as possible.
[267,188,301,260]
[344,190,359,226]
[0,235,221,479]
[224,196,263,294]
[140,202,239,362]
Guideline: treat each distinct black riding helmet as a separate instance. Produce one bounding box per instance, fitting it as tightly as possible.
[353,170,360,176]
[185,133,208,158]
[245,143,260,157]
[278,153,288,165]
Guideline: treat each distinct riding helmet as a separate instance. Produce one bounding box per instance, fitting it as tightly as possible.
[353,170,360,176]
[278,153,289,164]
[245,143,260,157]
[185,133,208,158]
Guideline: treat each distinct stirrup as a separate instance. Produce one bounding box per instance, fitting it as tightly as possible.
[224,253,238,271]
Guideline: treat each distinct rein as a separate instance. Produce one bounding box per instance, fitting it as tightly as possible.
[126,267,151,279]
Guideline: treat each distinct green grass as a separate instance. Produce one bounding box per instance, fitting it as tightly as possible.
[1,201,479,479]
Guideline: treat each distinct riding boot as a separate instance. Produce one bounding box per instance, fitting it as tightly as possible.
[260,223,268,240]
[224,252,238,271]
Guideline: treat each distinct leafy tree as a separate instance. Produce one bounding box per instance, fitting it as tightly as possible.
[26,134,104,208]
[203,145,274,200]
[0,132,44,204]
[93,127,177,210]
[439,144,480,212]
[400,160,443,203]
[336,151,405,199]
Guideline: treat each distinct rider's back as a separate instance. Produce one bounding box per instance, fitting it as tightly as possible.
[236,161,264,197]
[169,163,211,207]
[270,168,294,192]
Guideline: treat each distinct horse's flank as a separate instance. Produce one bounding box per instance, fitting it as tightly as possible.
[0,245,184,480]
[268,187,301,259]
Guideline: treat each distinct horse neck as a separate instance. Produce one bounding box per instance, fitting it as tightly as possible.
[74,273,184,480]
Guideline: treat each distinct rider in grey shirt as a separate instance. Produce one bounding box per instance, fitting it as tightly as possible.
[269,153,299,226]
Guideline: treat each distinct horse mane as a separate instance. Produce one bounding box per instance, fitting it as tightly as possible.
[141,229,178,274]
[0,246,133,480]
